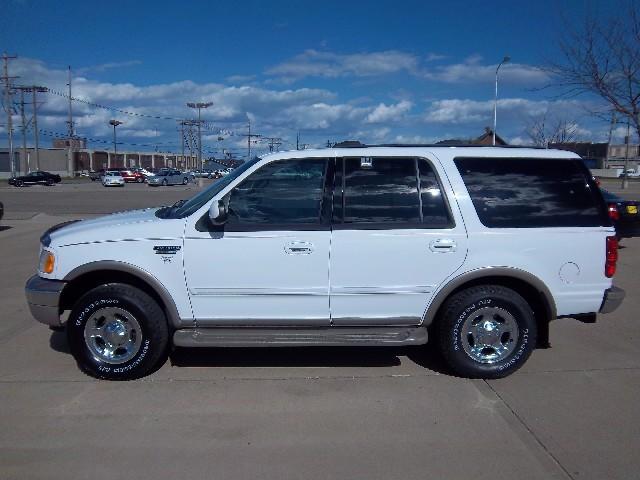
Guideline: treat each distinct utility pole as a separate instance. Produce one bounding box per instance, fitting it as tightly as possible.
[179,121,185,168]
[31,86,47,170]
[19,89,28,173]
[243,120,262,160]
[15,85,48,171]
[67,66,74,177]
[187,101,213,169]
[264,136,282,152]
[2,53,18,177]
[622,118,631,190]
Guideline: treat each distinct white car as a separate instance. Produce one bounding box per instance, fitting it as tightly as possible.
[101,171,125,187]
[26,145,624,380]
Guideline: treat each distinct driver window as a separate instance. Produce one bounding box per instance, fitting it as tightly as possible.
[227,158,327,225]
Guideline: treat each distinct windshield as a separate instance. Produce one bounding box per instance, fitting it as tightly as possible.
[156,157,259,219]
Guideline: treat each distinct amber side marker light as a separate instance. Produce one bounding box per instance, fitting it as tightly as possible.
[41,251,55,274]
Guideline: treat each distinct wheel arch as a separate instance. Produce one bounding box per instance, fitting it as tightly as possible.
[60,261,183,329]
[424,268,556,348]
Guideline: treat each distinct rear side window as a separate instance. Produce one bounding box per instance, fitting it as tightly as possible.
[455,157,608,228]
[337,157,452,228]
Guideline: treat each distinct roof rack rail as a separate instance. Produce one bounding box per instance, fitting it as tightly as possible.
[332,142,544,149]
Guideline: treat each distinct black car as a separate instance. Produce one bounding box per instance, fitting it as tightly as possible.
[602,189,640,238]
[8,171,62,187]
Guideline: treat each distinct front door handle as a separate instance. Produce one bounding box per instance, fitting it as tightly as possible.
[429,238,457,253]
[284,241,314,255]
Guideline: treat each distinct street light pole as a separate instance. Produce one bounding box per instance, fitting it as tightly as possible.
[187,101,213,169]
[493,56,510,146]
[109,120,123,164]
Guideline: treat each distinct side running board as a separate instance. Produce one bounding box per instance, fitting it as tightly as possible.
[173,326,428,348]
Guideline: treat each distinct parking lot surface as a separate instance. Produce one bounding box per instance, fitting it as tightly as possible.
[1,179,639,480]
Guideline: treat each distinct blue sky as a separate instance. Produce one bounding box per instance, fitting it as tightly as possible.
[0,0,628,157]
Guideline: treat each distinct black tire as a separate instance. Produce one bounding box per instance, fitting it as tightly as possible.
[15,180,23,187]
[46,178,54,186]
[136,177,143,183]
[162,179,168,186]
[67,283,170,380]
[182,177,188,185]
[437,285,536,379]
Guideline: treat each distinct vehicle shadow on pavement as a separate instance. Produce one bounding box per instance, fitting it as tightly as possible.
[0,226,12,232]
[49,330,451,374]
[49,330,70,354]
[170,345,451,374]
[170,347,403,368]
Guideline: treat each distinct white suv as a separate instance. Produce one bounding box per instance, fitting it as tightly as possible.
[25,146,625,380]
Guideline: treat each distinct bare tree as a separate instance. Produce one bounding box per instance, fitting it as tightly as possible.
[549,1,640,138]
[526,111,578,147]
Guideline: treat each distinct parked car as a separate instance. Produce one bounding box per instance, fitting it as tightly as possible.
[88,170,103,181]
[9,171,61,187]
[618,169,640,178]
[147,169,191,186]
[26,146,624,380]
[602,189,640,238]
[131,167,154,179]
[119,170,145,183]
[101,171,125,187]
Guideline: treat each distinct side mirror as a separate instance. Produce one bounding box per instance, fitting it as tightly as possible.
[208,197,228,225]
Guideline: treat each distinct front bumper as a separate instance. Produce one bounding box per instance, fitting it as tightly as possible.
[599,286,626,314]
[25,275,66,326]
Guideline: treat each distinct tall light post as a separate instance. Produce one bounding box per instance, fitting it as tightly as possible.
[493,55,510,146]
[109,120,123,165]
[187,101,213,168]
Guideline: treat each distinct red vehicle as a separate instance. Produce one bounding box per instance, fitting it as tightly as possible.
[119,170,145,183]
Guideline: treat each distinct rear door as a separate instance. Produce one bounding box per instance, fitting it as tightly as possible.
[329,156,468,326]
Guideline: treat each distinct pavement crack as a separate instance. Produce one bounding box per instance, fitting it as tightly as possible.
[483,379,576,480]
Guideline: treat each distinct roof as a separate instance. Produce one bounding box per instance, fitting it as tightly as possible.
[262,145,580,162]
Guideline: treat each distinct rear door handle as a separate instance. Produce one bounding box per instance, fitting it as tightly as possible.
[429,238,457,253]
[284,241,314,255]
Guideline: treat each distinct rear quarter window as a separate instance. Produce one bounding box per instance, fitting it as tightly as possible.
[454,157,609,228]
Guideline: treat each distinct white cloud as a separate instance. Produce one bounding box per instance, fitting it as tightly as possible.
[424,56,549,85]
[266,49,419,81]
[365,100,413,124]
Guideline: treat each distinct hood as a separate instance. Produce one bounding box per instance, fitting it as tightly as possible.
[47,208,185,247]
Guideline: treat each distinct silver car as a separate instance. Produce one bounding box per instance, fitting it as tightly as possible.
[147,169,191,186]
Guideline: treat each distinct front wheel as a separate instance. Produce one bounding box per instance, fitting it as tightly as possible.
[437,285,536,379]
[136,177,143,183]
[162,179,168,186]
[67,283,169,380]
[182,177,188,185]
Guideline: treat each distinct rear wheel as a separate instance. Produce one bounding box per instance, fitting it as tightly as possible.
[182,177,188,185]
[46,178,54,186]
[136,177,143,183]
[162,179,168,186]
[67,283,169,380]
[437,285,536,379]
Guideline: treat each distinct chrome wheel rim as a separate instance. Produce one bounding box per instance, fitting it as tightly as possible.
[83,307,143,364]
[461,306,519,364]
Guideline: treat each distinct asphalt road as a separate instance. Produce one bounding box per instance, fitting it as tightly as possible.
[0,180,639,480]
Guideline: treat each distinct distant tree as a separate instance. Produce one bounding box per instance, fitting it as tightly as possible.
[526,111,578,147]
[549,2,640,139]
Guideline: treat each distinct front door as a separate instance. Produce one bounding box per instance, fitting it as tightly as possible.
[329,156,468,325]
[183,157,333,326]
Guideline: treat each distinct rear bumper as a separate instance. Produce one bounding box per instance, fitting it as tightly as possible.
[599,286,625,314]
[25,275,66,326]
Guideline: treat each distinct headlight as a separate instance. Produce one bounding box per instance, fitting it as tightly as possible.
[39,250,55,274]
